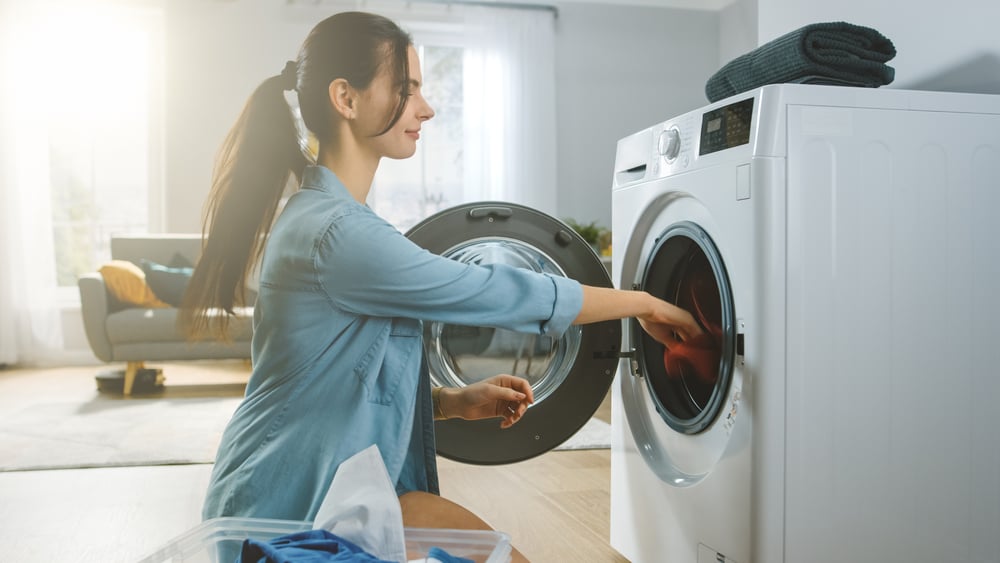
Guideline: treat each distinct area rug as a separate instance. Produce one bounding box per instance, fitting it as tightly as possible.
[0,362,609,472]
[0,361,249,472]
[553,417,611,451]
[0,396,242,471]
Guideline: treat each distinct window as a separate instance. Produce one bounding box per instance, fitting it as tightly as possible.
[366,7,559,228]
[13,3,163,291]
[369,44,465,231]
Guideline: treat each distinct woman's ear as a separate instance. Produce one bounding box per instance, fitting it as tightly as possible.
[328,78,356,120]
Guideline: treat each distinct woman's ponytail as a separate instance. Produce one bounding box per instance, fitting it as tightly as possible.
[181,68,309,340]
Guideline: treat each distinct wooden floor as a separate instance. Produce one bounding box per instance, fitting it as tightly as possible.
[439,392,623,562]
[440,449,625,562]
[0,362,626,562]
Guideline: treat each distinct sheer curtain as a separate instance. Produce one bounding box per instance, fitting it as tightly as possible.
[0,2,64,365]
[0,0,15,365]
[461,6,558,216]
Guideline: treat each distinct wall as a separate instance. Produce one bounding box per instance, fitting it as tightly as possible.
[718,0,756,67]
[162,1,720,234]
[757,0,1000,93]
[164,0,313,233]
[552,3,718,230]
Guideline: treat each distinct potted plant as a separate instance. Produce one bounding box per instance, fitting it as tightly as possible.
[563,218,611,256]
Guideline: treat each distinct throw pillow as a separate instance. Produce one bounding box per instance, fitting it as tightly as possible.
[167,252,194,269]
[140,258,194,307]
[99,260,170,308]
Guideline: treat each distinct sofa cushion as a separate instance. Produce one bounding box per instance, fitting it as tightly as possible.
[166,252,194,268]
[99,260,169,309]
[111,235,201,271]
[140,258,193,307]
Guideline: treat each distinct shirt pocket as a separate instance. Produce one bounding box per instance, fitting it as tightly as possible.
[354,318,423,406]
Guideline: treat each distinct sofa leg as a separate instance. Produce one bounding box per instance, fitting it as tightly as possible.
[123,361,144,396]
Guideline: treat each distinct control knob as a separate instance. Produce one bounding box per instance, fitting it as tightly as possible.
[657,128,681,161]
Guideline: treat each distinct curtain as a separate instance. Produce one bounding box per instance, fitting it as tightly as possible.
[0,1,66,365]
[462,6,558,216]
[0,0,14,365]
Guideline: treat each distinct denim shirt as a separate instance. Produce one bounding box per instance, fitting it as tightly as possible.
[202,166,583,522]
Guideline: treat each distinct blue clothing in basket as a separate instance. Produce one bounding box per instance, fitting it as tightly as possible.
[236,530,474,563]
[203,165,583,522]
[238,529,392,563]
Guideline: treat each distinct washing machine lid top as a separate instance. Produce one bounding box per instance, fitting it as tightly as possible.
[406,202,621,465]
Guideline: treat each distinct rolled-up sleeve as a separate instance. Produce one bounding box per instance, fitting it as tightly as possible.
[317,208,583,338]
[541,274,584,337]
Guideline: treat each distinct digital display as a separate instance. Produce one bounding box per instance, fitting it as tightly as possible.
[699,97,754,156]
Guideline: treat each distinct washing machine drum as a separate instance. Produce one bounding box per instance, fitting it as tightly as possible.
[636,221,736,435]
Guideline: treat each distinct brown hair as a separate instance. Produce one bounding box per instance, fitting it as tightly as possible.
[181,12,413,339]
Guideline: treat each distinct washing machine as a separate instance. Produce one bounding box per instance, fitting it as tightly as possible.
[610,84,1000,563]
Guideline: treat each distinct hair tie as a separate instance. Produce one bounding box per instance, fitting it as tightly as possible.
[280,60,297,91]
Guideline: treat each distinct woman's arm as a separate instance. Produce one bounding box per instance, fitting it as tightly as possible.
[319,212,581,338]
[575,285,703,343]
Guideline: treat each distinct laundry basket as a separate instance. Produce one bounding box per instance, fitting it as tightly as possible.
[137,517,512,563]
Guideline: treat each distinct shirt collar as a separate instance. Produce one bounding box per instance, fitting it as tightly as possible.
[300,165,353,199]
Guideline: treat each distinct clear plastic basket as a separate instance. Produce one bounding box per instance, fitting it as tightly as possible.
[137,517,512,563]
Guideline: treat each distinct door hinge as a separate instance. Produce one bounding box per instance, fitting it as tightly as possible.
[593,349,641,377]
[593,349,635,360]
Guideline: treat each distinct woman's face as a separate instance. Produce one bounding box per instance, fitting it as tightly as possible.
[355,45,435,160]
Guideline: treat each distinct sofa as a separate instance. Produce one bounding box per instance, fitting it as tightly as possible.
[78,234,254,394]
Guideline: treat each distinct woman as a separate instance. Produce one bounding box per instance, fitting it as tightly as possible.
[182,11,700,560]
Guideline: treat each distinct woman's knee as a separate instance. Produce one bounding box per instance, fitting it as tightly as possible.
[398,491,493,530]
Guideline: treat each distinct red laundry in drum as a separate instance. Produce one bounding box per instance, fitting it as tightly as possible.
[663,332,721,384]
[662,254,723,384]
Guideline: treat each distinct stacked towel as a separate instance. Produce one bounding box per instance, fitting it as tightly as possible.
[705,21,896,103]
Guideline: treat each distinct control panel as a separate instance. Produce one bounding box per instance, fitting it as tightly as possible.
[699,97,754,156]
[650,113,697,178]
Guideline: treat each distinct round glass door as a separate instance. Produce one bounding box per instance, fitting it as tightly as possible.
[424,239,582,405]
[407,202,621,465]
[637,221,735,434]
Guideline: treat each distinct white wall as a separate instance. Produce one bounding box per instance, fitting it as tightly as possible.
[553,3,719,231]
[718,0,756,67]
[756,0,1000,93]
[161,1,721,234]
[164,0,314,233]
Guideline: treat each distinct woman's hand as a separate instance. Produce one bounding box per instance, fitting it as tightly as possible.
[439,374,535,429]
[638,296,704,348]
[576,286,703,347]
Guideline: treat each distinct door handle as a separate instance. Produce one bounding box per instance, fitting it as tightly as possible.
[468,206,513,220]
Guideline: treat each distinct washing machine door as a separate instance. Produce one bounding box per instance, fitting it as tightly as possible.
[406,202,621,465]
[621,219,741,486]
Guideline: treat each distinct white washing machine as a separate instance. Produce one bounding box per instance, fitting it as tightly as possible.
[610,84,1000,563]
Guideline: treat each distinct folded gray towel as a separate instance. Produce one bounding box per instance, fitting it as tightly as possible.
[705,21,896,103]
